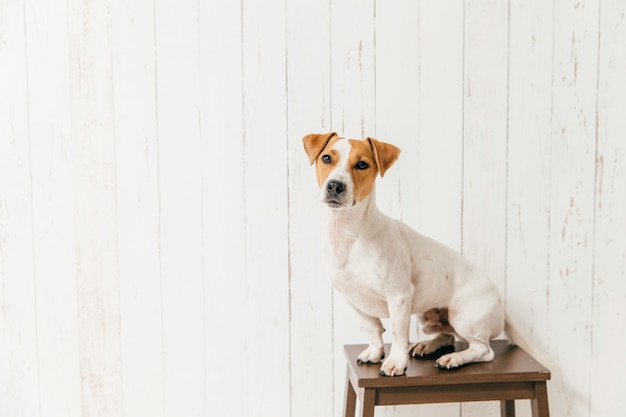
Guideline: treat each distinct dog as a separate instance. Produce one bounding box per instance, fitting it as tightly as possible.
[303,132,506,376]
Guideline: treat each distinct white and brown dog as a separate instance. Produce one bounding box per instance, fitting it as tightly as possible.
[303,132,506,376]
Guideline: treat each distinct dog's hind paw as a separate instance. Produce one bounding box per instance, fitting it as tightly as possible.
[410,333,455,358]
[412,344,456,360]
[435,352,464,370]
[410,341,436,357]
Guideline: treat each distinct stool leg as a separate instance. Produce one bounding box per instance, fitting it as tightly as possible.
[344,365,357,417]
[531,381,550,417]
[358,388,376,417]
[500,400,515,417]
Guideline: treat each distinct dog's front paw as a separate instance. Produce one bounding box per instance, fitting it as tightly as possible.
[357,346,385,364]
[379,356,407,377]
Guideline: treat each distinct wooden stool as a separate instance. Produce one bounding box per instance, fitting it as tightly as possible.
[344,340,550,417]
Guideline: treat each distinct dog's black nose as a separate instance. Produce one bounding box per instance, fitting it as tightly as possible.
[326,181,345,196]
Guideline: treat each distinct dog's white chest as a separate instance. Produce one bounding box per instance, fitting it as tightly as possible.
[330,246,380,288]
[326,238,392,317]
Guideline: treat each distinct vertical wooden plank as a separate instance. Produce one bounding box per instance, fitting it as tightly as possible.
[462,0,509,296]
[153,1,204,416]
[414,4,465,417]
[548,0,599,416]
[375,0,419,223]
[66,0,123,415]
[241,0,291,415]
[462,1,509,416]
[23,1,82,416]
[414,0,465,251]
[506,0,554,385]
[330,1,376,415]
[0,1,40,415]
[374,7,419,412]
[198,2,247,416]
[591,1,626,415]
[286,1,334,417]
[331,0,377,140]
[376,2,462,416]
[110,1,165,416]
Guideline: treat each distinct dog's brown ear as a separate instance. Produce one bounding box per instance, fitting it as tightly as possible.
[366,137,401,177]
[302,132,337,165]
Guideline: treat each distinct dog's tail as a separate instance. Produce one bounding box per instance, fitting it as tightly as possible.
[504,311,560,373]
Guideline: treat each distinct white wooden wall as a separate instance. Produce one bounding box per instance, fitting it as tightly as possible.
[1,1,625,417]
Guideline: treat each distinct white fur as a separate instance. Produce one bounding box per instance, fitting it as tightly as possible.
[318,138,505,375]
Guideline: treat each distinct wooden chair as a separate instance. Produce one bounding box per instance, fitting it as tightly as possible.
[343,340,550,417]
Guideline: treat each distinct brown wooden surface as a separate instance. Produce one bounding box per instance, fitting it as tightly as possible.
[374,381,537,405]
[344,340,551,389]
[531,381,550,417]
[343,366,357,417]
[501,399,516,417]
[343,340,551,417]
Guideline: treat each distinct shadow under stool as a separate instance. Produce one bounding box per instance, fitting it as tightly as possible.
[343,340,550,417]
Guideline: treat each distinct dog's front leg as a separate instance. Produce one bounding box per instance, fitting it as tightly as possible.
[379,291,412,376]
[352,309,386,364]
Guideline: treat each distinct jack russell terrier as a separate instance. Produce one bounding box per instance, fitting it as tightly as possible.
[303,132,506,376]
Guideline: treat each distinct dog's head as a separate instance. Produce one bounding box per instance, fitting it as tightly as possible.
[302,132,401,209]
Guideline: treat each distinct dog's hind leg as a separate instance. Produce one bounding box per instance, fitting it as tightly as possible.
[435,340,494,369]
[435,297,504,369]
[411,308,456,357]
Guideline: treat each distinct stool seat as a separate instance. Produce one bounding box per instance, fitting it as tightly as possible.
[343,340,550,417]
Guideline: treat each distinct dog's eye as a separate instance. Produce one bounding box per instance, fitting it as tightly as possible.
[355,161,370,170]
[321,155,332,164]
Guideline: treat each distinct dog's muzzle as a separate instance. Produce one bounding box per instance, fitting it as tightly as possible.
[326,181,345,197]
[324,180,353,208]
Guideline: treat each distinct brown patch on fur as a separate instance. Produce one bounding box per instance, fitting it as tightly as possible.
[366,137,401,177]
[313,135,343,187]
[348,139,378,202]
[422,308,455,334]
[302,132,337,165]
